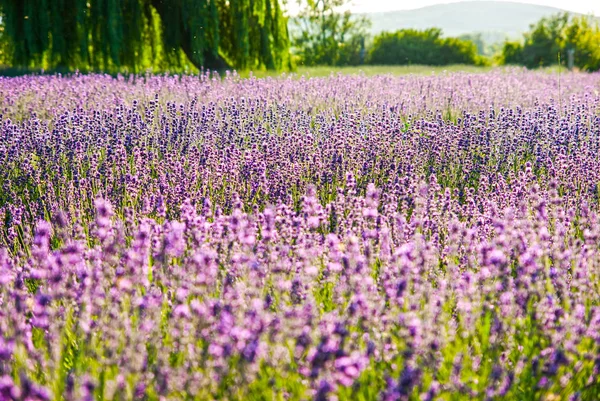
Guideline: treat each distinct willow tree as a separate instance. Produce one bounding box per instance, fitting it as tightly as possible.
[0,0,291,71]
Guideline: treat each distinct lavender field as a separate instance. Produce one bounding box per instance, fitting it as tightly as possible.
[1,70,600,400]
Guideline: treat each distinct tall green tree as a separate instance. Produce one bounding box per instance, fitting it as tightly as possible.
[292,0,370,66]
[500,12,600,71]
[520,12,569,68]
[0,0,291,72]
[563,16,600,71]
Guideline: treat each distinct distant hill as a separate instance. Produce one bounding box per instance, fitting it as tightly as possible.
[363,1,588,44]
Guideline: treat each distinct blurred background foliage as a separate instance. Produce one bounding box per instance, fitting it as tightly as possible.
[367,28,486,66]
[290,0,371,66]
[501,12,600,71]
[0,1,599,73]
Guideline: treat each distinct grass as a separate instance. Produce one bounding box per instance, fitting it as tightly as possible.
[0,63,574,80]
[237,64,494,78]
[1,64,489,78]
[237,64,577,79]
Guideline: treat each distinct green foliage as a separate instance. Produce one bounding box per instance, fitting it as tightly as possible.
[291,0,370,66]
[458,33,486,55]
[564,16,600,72]
[0,0,291,72]
[367,28,485,66]
[0,13,9,65]
[458,33,503,57]
[500,12,600,71]
[500,41,524,65]
[522,12,568,68]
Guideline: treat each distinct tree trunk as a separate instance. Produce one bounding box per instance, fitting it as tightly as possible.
[179,37,231,72]
[150,0,231,72]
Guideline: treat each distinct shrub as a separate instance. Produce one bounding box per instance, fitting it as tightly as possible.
[367,28,484,66]
[500,41,524,65]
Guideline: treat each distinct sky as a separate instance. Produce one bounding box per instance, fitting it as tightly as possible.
[286,0,600,15]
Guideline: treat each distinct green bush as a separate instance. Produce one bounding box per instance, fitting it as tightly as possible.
[367,28,484,66]
[500,41,524,65]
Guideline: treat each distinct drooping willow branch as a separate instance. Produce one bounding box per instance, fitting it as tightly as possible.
[0,0,291,71]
